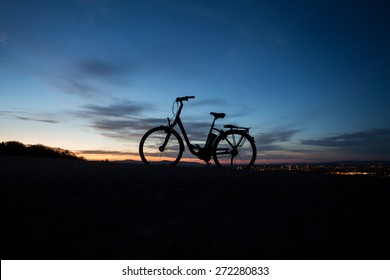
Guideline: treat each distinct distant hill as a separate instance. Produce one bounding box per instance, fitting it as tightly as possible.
[0,141,84,160]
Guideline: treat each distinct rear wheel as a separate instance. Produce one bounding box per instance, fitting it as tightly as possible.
[212,130,256,169]
[139,126,184,166]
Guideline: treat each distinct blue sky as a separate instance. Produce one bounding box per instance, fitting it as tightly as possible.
[1,0,389,163]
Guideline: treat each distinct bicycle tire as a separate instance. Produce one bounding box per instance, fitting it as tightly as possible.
[212,130,256,169]
[139,126,184,166]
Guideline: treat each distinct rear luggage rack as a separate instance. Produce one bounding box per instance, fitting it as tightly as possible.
[224,124,250,132]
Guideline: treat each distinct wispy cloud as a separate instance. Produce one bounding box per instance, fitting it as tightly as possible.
[301,128,390,156]
[302,128,390,147]
[75,99,164,140]
[79,58,132,78]
[255,128,390,162]
[256,128,301,151]
[56,78,100,97]
[55,57,136,97]
[253,127,326,162]
[178,120,213,141]
[0,110,62,124]
[90,118,165,139]
[74,99,219,142]
[79,101,147,118]
[258,129,301,144]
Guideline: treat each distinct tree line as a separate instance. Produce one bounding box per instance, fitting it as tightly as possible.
[0,141,84,160]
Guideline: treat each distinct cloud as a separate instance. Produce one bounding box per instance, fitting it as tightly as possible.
[301,128,390,156]
[0,110,61,124]
[80,101,147,118]
[79,59,132,77]
[252,128,390,162]
[255,128,390,161]
[55,57,136,97]
[301,128,390,147]
[86,115,211,141]
[78,100,162,139]
[180,121,213,141]
[257,129,301,144]
[90,118,165,139]
[252,128,323,162]
[256,128,301,151]
[74,99,220,142]
[57,78,100,97]
[75,99,164,140]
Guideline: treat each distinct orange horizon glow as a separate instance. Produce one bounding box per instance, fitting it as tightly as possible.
[78,152,207,164]
[78,151,318,165]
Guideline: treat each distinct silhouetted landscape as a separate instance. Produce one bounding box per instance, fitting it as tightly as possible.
[1,146,390,260]
[0,141,84,160]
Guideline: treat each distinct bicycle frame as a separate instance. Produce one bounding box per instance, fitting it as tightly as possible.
[161,101,206,158]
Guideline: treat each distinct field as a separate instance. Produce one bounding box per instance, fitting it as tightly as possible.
[1,156,389,260]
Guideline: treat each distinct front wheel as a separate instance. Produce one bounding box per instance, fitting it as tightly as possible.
[139,126,184,166]
[212,130,256,169]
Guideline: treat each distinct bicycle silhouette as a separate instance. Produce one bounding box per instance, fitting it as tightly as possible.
[139,96,256,169]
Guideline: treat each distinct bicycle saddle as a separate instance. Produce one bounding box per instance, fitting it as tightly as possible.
[210,112,225,119]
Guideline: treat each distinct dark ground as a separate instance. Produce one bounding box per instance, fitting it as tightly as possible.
[1,155,389,260]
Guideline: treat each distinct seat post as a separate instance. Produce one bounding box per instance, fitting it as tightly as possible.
[208,118,216,135]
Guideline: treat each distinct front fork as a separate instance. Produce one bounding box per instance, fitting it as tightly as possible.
[159,119,174,151]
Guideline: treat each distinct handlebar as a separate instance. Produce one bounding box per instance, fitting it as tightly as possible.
[176,96,195,102]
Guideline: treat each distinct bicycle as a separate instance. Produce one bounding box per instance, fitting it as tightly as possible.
[139,96,257,169]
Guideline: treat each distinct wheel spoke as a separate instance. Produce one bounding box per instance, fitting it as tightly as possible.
[139,127,183,165]
[213,131,256,169]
